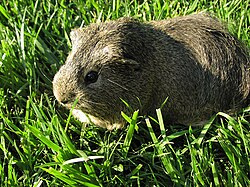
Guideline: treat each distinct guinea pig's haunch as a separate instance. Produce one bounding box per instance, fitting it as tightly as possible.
[53,13,250,130]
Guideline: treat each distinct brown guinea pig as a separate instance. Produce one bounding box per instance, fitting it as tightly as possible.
[53,13,250,130]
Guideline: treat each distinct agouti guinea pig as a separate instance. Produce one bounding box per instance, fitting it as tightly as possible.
[53,13,250,130]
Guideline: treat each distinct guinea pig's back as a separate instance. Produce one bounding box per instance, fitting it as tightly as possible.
[149,13,250,124]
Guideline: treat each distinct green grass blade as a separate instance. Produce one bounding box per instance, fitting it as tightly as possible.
[211,161,220,187]
[122,110,139,157]
[0,5,10,19]
[156,109,166,138]
[146,118,184,185]
[26,124,60,152]
[43,167,100,187]
[195,116,215,146]
[129,164,143,178]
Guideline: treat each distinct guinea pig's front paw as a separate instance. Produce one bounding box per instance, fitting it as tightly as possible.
[72,109,90,124]
[72,109,124,130]
[106,122,124,131]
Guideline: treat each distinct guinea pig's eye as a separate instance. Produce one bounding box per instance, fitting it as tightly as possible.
[84,71,99,84]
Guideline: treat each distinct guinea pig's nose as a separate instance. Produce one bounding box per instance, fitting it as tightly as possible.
[53,83,76,105]
[60,97,71,105]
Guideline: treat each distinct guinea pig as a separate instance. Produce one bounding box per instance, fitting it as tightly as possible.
[53,13,250,130]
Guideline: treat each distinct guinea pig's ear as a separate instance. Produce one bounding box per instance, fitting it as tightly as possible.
[70,28,83,51]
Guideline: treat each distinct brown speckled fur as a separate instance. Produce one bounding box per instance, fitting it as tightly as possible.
[53,13,250,130]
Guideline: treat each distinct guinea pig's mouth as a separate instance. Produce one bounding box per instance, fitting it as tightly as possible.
[60,97,126,130]
[71,109,125,130]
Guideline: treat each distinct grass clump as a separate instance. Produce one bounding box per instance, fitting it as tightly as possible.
[0,0,249,186]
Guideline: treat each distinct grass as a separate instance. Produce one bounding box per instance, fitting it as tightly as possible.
[0,0,249,186]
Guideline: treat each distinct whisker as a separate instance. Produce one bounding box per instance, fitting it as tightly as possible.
[77,94,106,106]
[107,79,129,91]
[98,65,104,75]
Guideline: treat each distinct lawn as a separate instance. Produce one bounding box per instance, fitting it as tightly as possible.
[0,0,249,186]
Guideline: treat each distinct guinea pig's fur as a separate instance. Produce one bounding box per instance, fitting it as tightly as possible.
[53,13,250,130]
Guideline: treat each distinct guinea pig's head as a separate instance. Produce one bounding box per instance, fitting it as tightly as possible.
[53,18,155,130]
